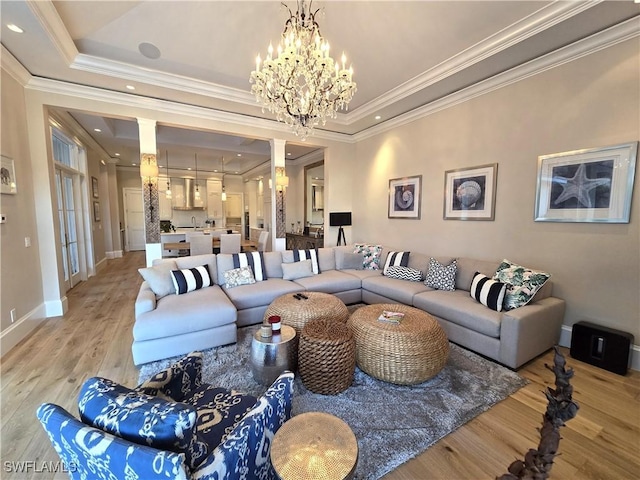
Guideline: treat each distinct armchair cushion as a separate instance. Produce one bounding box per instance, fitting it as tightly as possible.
[37,403,189,480]
[78,377,210,470]
[136,351,203,401]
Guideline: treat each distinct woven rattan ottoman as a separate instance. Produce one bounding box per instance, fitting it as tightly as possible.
[347,304,449,385]
[299,319,356,395]
[264,292,349,336]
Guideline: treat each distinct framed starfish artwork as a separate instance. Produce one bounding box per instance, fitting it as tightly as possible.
[535,142,637,223]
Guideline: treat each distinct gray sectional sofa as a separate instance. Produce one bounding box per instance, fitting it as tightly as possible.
[133,245,565,369]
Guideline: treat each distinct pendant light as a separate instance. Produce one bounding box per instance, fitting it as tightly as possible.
[221,156,227,202]
[194,153,201,200]
[165,150,172,199]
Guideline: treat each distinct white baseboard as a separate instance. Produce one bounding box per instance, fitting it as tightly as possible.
[95,256,108,272]
[559,324,639,372]
[45,296,68,317]
[105,250,123,259]
[0,304,47,357]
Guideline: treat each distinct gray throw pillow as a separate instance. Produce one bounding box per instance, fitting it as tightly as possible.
[336,251,364,270]
[138,260,178,298]
[281,260,314,280]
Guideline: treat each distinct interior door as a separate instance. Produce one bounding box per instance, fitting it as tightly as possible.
[55,169,81,290]
[124,188,145,251]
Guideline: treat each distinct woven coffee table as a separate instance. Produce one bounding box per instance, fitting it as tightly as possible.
[271,411,358,480]
[264,292,349,336]
[347,304,449,385]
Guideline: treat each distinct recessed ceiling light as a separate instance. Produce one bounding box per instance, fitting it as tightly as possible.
[7,24,24,33]
[94,128,101,132]
[187,167,192,171]
[214,169,218,172]
[374,115,381,120]
[115,153,120,156]
[159,165,164,168]
[237,153,242,157]
[126,85,135,90]
[287,152,291,156]
[132,163,137,166]
[234,171,238,174]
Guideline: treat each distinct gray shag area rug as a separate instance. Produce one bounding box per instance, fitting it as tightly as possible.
[139,321,527,479]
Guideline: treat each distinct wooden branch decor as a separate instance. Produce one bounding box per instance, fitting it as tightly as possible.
[497,347,579,480]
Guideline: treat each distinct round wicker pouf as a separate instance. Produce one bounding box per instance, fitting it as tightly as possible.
[264,292,349,336]
[299,319,356,395]
[347,304,449,385]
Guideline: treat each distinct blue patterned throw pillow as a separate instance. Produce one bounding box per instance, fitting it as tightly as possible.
[136,351,203,402]
[78,377,210,470]
[424,258,457,291]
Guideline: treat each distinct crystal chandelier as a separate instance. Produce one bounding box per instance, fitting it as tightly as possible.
[250,0,356,139]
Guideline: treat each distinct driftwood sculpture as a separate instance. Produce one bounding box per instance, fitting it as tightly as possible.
[497,346,579,480]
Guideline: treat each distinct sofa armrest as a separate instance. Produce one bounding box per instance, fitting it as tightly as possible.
[499,297,566,369]
[135,281,156,318]
[191,371,294,480]
[37,403,189,480]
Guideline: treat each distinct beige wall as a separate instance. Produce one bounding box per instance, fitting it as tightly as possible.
[0,70,44,337]
[353,38,640,340]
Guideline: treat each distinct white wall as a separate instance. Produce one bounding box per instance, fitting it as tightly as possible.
[352,38,640,341]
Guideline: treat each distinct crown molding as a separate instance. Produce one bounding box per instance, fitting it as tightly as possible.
[48,110,113,161]
[343,0,602,124]
[1,45,32,85]
[25,76,353,144]
[354,15,640,143]
[27,0,78,65]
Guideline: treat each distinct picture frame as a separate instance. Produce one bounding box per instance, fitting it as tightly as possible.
[443,163,497,220]
[388,175,422,219]
[1,155,17,195]
[93,201,101,222]
[534,142,637,223]
[91,176,99,198]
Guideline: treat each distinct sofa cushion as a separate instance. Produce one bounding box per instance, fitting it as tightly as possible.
[362,274,433,305]
[222,279,302,310]
[413,289,502,338]
[78,377,209,470]
[282,249,320,274]
[223,266,256,288]
[133,285,236,341]
[138,260,178,299]
[424,258,457,291]
[281,259,314,280]
[317,247,336,272]
[293,269,362,293]
[455,258,501,291]
[470,272,507,312]
[232,252,268,281]
[336,250,364,270]
[171,265,213,295]
[354,243,383,270]
[384,265,423,282]
[494,259,551,310]
[382,251,410,274]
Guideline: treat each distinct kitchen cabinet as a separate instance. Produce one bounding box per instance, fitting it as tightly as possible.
[225,193,243,218]
[207,179,223,218]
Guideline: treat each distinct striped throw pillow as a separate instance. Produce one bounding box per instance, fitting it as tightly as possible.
[470,272,506,311]
[291,249,320,274]
[383,251,410,275]
[232,252,267,282]
[171,265,213,295]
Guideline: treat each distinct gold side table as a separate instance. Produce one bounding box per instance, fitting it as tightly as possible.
[271,412,358,480]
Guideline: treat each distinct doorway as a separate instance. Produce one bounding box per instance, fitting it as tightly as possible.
[124,188,145,251]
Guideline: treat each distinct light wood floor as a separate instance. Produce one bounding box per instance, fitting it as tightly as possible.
[1,251,639,479]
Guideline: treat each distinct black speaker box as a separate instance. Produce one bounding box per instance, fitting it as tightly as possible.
[570,321,634,375]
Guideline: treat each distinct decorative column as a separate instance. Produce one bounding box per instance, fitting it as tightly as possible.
[270,139,287,251]
[138,118,161,266]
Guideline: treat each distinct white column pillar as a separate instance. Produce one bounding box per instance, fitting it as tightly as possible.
[270,139,286,251]
[137,118,161,266]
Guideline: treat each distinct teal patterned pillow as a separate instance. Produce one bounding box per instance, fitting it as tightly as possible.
[353,243,383,270]
[493,259,550,310]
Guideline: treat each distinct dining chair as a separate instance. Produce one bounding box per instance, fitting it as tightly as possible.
[257,231,269,252]
[220,233,241,254]
[186,232,213,256]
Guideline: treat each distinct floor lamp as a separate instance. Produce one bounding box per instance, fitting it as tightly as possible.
[329,212,352,246]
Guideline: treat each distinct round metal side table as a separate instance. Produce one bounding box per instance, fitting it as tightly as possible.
[250,325,297,386]
[271,411,358,480]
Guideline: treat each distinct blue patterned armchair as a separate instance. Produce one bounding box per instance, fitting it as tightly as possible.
[36,352,294,480]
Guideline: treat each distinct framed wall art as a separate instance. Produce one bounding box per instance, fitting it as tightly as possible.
[92,176,99,198]
[388,175,422,219]
[93,201,101,222]
[534,142,637,223]
[444,163,497,220]
[1,155,17,195]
